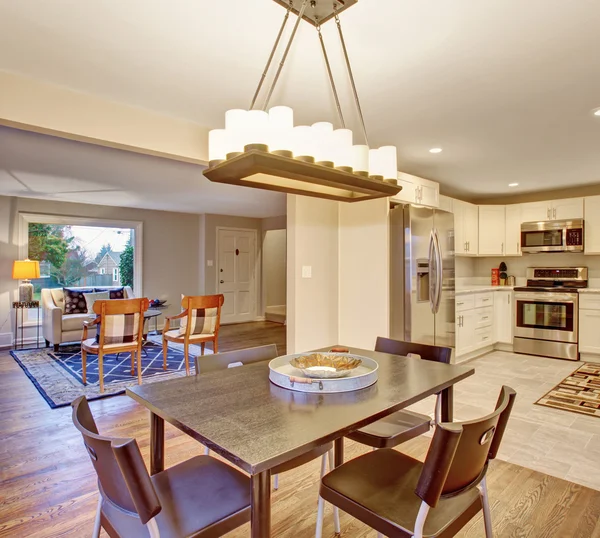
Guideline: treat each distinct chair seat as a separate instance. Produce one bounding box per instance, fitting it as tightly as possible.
[320,449,482,538]
[346,409,432,449]
[271,442,333,475]
[82,338,140,352]
[164,329,215,342]
[101,456,251,538]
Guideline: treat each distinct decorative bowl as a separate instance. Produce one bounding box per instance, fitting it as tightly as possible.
[289,352,362,379]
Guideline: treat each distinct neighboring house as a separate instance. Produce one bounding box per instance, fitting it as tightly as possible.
[84,260,99,274]
[96,251,122,284]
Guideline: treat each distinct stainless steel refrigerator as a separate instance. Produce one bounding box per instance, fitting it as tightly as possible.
[390,203,455,349]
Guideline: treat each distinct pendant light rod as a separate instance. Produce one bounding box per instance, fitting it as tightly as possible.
[250,1,293,110]
[263,0,310,111]
[335,12,369,146]
[316,21,346,129]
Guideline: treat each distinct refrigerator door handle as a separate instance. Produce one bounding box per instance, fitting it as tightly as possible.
[428,230,436,313]
[433,229,443,314]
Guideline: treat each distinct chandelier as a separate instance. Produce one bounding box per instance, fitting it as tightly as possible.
[204,0,401,202]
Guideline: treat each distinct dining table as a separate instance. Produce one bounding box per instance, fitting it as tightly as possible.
[127,345,475,538]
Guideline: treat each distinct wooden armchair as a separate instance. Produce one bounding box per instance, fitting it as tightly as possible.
[162,294,224,375]
[81,298,149,393]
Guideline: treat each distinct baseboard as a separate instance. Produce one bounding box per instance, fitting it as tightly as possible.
[0,332,13,348]
[494,343,514,352]
[455,345,494,364]
[580,353,600,364]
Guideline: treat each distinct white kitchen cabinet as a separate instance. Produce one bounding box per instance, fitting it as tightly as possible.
[505,204,522,256]
[439,195,454,213]
[394,173,439,207]
[584,196,600,254]
[521,201,551,223]
[494,290,513,344]
[478,205,506,256]
[456,309,476,356]
[455,291,498,358]
[454,199,479,256]
[520,198,583,222]
[580,309,600,354]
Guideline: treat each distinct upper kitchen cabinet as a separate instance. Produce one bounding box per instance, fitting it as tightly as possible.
[438,195,454,213]
[454,199,479,256]
[394,173,440,207]
[505,204,522,256]
[521,198,583,222]
[584,195,600,254]
[478,205,506,256]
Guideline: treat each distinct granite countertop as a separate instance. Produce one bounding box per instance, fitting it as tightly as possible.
[578,289,600,293]
[455,286,515,295]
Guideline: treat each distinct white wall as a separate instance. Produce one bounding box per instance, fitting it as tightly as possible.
[263,230,286,308]
[339,199,390,349]
[287,195,339,353]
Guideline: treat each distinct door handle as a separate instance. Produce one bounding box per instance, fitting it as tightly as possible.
[220,280,224,284]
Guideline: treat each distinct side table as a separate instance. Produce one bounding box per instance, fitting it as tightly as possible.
[12,301,40,350]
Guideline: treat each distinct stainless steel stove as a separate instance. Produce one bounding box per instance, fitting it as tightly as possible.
[513,267,588,361]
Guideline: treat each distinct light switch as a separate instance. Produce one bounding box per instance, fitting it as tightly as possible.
[302,266,312,279]
[207,260,213,267]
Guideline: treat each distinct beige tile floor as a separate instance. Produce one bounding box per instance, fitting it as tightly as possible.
[407,351,600,491]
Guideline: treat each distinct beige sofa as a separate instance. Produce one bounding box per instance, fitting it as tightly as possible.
[42,286,134,351]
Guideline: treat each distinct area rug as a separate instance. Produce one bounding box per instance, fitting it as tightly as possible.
[536,362,600,418]
[10,338,213,409]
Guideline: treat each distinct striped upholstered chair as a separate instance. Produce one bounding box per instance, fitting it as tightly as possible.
[162,294,224,375]
[81,298,149,393]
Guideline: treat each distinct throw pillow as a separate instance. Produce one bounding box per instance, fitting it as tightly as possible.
[94,287,125,299]
[63,288,93,315]
[178,307,218,336]
[83,291,110,314]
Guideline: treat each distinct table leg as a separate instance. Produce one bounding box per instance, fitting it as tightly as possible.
[334,437,344,467]
[150,412,164,475]
[251,470,271,538]
[441,385,454,422]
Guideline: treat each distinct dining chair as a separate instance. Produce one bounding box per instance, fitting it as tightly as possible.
[71,395,251,538]
[346,337,452,451]
[81,297,149,393]
[195,345,341,538]
[163,294,224,375]
[321,386,516,538]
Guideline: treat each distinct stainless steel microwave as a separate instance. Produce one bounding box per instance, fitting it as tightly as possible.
[521,219,584,253]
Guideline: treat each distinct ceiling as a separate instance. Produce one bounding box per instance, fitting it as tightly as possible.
[0,0,599,199]
[0,126,286,217]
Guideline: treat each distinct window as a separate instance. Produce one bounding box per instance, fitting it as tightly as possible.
[99,268,106,275]
[113,268,119,282]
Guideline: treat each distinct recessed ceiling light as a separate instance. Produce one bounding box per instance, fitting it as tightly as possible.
[429,148,443,154]
[508,183,519,187]
[593,107,600,117]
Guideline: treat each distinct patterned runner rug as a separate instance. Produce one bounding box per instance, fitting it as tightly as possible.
[10,337,212,409]
[536,362,600,418]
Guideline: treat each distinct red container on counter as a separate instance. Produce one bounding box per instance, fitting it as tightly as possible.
[491,268,500,286]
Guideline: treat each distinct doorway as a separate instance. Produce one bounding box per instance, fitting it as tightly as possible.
[216,228,257,324]
[262,229,287,324]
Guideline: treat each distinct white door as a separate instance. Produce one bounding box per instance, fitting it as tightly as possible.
[552,198,584,220]
[217,229,256,324]
[478,205,505,256]
[505,204,522,256]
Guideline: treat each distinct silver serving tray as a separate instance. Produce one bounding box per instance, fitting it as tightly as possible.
[269,353,378,393]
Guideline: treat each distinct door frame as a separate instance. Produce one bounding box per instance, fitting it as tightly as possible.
[215,226,260,323]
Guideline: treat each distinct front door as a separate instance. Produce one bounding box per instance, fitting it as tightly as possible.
[217,229,256,324]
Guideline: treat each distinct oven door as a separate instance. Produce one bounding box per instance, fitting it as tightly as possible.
[514,292,578,343]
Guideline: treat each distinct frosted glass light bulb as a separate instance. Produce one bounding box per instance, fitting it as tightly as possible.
[246,110,270,148]
[208,129,227,163]
[225,109,248,154]
[352,145,369,175]
[369,148,385,178]
[269,106,294,154]
[331,129,353,169]
[292,126,314,162]
[378,146,398,180]
[311,122,334,164]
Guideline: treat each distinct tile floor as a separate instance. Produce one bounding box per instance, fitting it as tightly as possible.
[407,351,600,491]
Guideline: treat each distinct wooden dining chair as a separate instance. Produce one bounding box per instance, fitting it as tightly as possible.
[195,345,341,538]
[321,386,516,538]
[346,337,452,450]
[81,297,149,393]
[71,396,251,538]
[163,294,224,375]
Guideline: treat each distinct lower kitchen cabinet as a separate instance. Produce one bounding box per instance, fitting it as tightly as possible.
[580,294,600,355]
[494,290,513,344]
[456,309,476,356]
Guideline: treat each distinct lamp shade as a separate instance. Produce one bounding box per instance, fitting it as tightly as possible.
[12,259,40,280]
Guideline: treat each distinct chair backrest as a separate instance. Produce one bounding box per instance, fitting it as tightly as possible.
[93,298,149,346]
[195,344,278,375]
[374,336,452,364]
[71,396,161,525]
[415,386,516,507]
[180,294,224,337]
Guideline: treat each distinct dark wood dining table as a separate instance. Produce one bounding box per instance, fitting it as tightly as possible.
[127,345,474,538]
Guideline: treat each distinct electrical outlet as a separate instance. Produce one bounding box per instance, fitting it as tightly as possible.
[302,266,312,279]
[207,260,213,267]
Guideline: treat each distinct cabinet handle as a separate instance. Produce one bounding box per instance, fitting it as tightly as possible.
[467,241,470,252]
[547,207,551,220]
[501,242,504,255]
[482,316,489,320]
[482,298,490,302]
[457,302,464,306]
[517,242,520,253]
[508,295,511,304]
[483,336,490,341]
[553,207,556,219]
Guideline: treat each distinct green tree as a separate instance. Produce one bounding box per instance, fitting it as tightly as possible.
[95,243,113,263]
[119,244,134,288]
[51,246,94,286]
[28,224,73,268]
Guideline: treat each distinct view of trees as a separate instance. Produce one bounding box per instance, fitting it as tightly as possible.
[28,224,73,269]
[119,241,134,288]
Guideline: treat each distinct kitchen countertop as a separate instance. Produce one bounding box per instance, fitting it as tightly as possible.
[578,289,600,293]
[455,286,515,295]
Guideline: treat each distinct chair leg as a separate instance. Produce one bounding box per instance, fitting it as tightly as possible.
[53,344,59,352]
[137,347,143,385]
[130,350,135,376]
[184,344,190,375]
[273,474,279,491]
[201,342,205,356]
[479,477,493,538]
[327,450,341,535]
[315,453,328,538]
[162,338,168,370]
[82,349,87,385]
[213,337,218,354]
[98,352,104,393]
[92,493,102,538]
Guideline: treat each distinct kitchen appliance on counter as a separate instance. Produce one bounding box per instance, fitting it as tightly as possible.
[520,219,584,253]
[514,267,588,361]
[390,203,455,348]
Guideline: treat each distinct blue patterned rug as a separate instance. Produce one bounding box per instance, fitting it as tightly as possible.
[10,338,212,409]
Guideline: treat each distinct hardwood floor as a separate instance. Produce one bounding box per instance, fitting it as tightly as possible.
[1,323,600,537]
